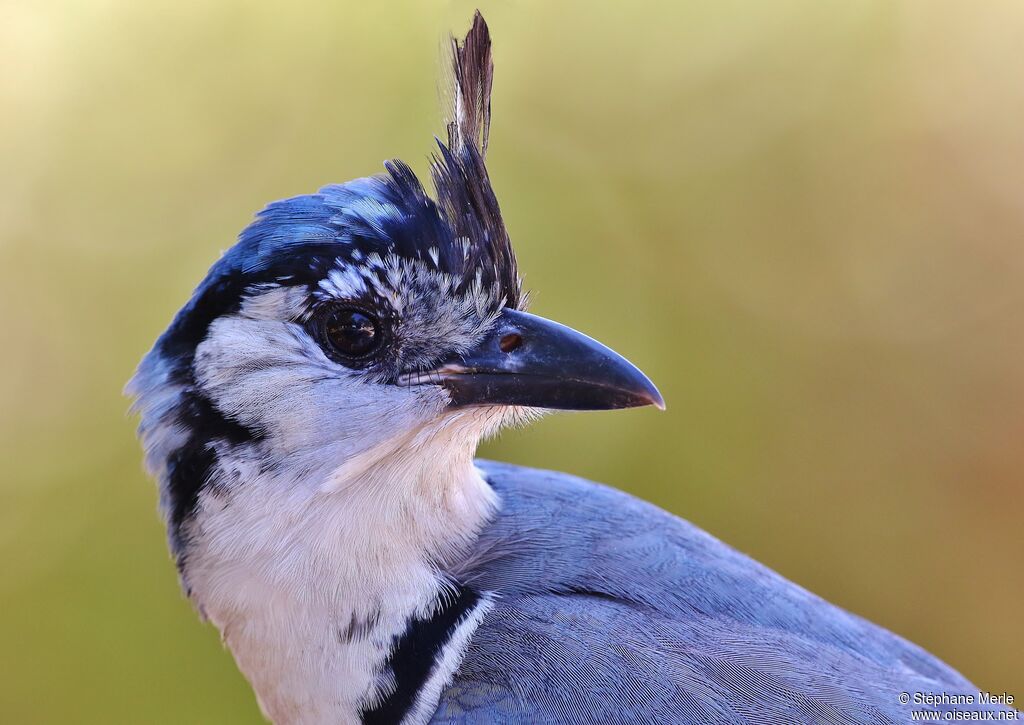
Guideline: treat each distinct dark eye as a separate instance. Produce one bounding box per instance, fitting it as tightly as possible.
[322,307,381,359]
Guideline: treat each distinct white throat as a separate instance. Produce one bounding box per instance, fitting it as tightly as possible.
[182,419,499,725]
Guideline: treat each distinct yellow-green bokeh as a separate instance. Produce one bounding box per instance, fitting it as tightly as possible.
[2,1,1022,721]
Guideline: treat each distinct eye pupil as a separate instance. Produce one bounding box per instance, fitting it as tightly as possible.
[324,308,380,358]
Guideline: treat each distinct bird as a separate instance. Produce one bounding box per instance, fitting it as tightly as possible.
[128,12,1017,725]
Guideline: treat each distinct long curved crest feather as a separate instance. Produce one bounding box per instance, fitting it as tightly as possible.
[429,11,522,310]
[448,11,493,156]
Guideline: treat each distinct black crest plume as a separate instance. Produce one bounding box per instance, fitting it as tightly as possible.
[430,11,522,309]
[448,10,493,155]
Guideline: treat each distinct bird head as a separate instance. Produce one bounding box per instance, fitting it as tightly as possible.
[128,13,662,577]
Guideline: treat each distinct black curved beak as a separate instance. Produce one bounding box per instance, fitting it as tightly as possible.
[404,309,665,411]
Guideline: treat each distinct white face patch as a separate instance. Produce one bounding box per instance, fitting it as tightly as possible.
[189,273,523,493]
[193,313,448,469]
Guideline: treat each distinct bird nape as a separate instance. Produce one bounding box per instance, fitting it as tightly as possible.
[128,12,1014,725]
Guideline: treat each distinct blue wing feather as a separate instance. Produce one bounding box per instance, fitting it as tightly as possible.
[431,461,1012,724]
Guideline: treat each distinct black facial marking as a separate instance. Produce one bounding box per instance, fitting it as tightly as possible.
[165,390,262,564]
[360,584,481,725]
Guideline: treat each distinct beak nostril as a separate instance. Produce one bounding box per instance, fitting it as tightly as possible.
[499,333,523,353]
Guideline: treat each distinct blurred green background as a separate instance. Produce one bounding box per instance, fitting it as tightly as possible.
[2,0,1022,721]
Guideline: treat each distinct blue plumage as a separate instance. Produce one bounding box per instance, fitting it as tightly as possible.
[434,462,1010,723]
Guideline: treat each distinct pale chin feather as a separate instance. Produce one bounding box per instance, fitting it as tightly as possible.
[320,404,518,494]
